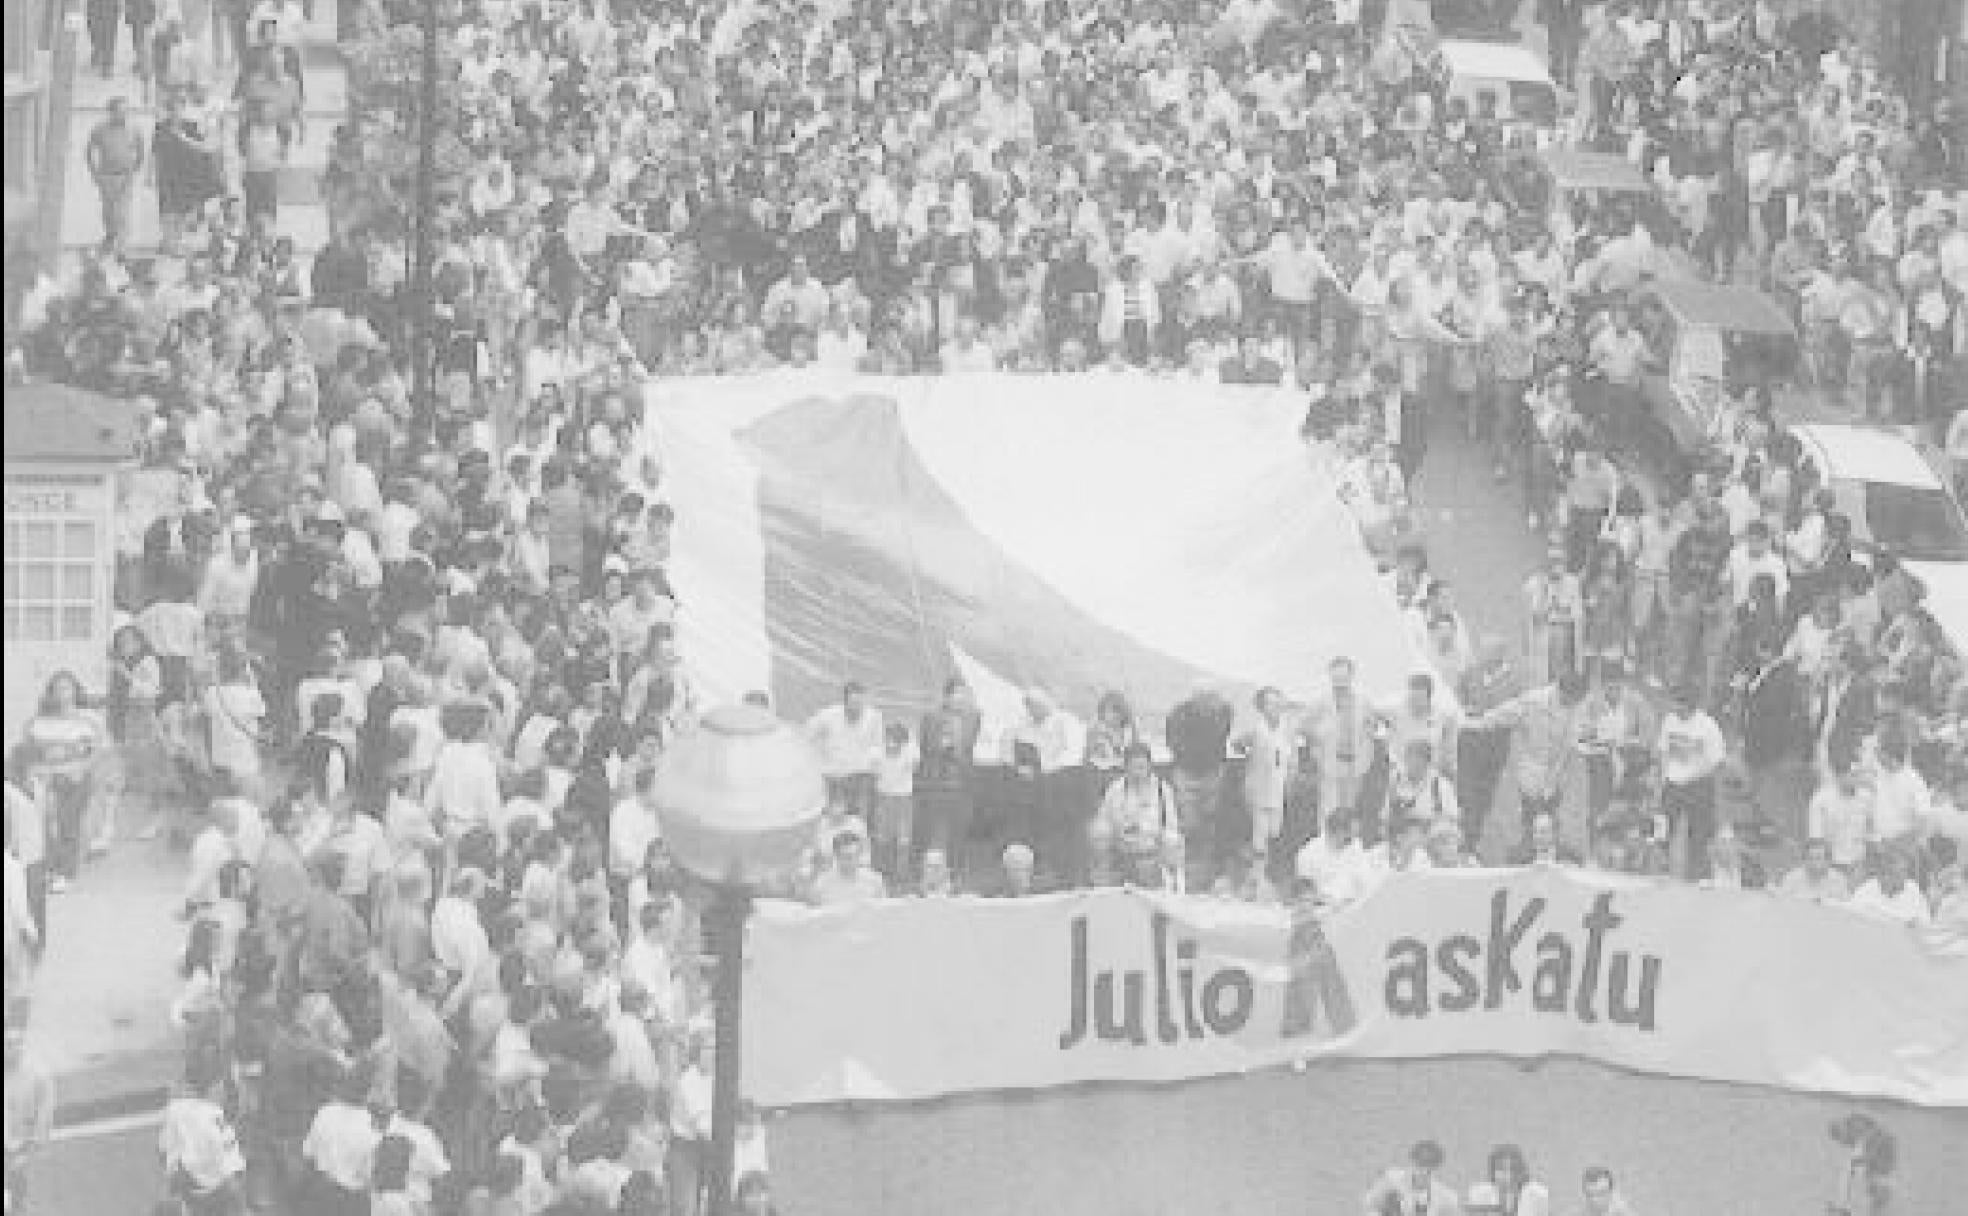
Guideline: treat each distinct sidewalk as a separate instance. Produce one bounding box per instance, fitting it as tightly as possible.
[60,1,346,259]
[22,834,191,1127]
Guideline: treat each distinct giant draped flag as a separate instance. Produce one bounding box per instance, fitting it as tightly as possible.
[651,372,1432,744]
[745,871,1968,1109]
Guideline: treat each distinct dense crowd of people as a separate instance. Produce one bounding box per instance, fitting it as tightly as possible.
[4,0,1968,1213]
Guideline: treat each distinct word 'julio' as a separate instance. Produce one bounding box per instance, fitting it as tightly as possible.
[1058,911,1256,1048]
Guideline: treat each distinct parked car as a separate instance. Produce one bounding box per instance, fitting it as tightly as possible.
[1790,423,1968,655]
[1625,276,1810,491]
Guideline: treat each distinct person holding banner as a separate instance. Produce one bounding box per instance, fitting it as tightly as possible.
[809,833,888,909]
[1848,846,1933,926]
[1296,807,1375,910]
[1090,744,1183,893]
[1232,687,1302,866]
[983,843,1043,900]
[1776,838,1854,904]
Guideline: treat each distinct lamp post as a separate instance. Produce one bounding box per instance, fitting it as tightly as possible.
[649,704,823,1216]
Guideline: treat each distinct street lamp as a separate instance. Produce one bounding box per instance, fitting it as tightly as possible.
[649,703,824,1215]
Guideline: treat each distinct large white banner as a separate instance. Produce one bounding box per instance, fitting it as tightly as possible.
[650,372,1432,736]
[746,870,1968,1109]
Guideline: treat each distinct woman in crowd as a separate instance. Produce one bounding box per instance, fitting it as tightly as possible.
[109,622,173,845]
[1468,1142,1553,1216]
[23,674,104,895]
[204,646,268,802]
[1091,743,1182,891]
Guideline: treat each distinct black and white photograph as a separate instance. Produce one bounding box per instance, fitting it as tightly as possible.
[3,0,1967,1211]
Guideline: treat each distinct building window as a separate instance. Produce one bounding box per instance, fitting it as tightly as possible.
[3,517,96,642]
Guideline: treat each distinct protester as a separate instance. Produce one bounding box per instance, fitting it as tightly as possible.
[4,1,1965,1211]
[1580,1165,1639,1216]
[85,98,146,253]
[1362,1139,1462,1216]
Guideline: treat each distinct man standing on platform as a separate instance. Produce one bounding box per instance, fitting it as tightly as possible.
[1166,689,1235,877]
[808,682,884,821]
[1233,687,1301,866]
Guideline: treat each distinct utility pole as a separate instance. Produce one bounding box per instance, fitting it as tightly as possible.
[408,0,441,435]
[32,0,83,262]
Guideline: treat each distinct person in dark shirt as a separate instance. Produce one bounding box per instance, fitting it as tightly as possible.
[310,232,371,315]
[1666,501,1733,700]
[1455,637,1521,852]
[1040,234,1101,353]
[1165,690,1234,874]
[916,677,982,877]
[1219,332,1285,385]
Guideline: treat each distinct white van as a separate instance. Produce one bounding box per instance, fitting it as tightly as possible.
[1790,424,1968,656]
[1374,24,1560,128]
[1435,39,1559,126]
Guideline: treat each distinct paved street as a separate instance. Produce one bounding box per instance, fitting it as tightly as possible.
[773,1055,1968,1216]
[1409,415,1544,662]
[59,5,344,257]
[24,1116,165,1216]
[25,838,185,1088]
[12,833,187,1215]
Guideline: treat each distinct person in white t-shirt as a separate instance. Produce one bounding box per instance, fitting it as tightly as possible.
[809,831,888,907]
[1808,761,1876,873]
[609,769,663,884]
[163,1057,248,1208]
[1655,685,1726,879]
[872,721,920,881]
[1866,732,1930,848]
[807,682,884,819]
[1588,305,1653,451]
[762,255,832,352]
[1776,837,1853,903]
[1727,521,1790,607]
[1295,807,1374,908]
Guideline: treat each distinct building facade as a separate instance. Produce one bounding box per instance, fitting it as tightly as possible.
[3,385,136,747]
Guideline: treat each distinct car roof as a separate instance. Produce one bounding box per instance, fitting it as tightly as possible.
[1540,148,1652,193]
[1789,424,1944,491]
[1436,40,1554,87]
[1646,278,1795,335]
